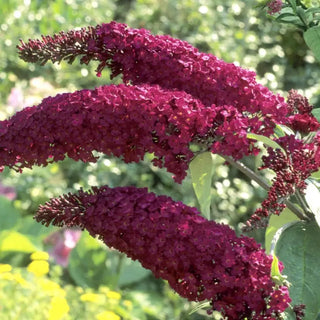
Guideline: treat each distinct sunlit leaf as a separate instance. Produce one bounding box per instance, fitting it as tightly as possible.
[189,152,214,219]
[305,179,320,228]
[265,208,299,254]
[247,133,286,154]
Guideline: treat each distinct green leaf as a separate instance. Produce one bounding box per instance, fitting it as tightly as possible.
[305,180,320,228]
[68,231,114,289]
[274,221,320,320]
[118,258,150,287]
[276,12,297,22]
[247,133,286,154]
[304,26,320,61]
[190,152,214,219]
[189,302,211,315]
[0,196,19,231]
[265,208,299,254]
[311,108,320,122]
[288,0,297,12]
[274,124,295,138]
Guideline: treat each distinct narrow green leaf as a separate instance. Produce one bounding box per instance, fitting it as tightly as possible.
[306,7,320,15]
[265,208,299,254]
[275,221,320,320]
[189,152,214,219]
[189,302,211,315]
[288,0,297,12]
[247,133,286,154]
[276,12,298,21]
[304,26,320,61]
[305,180,320,228]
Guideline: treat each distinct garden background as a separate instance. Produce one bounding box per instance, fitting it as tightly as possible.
[0,0,319,319]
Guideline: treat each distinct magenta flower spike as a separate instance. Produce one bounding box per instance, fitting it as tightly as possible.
[0,84,215,182]
[17,21,288,122]
[35,185,291,319]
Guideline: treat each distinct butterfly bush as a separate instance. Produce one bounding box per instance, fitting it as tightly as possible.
[3,20,319,318]
[35,185,291,319]
[17,21,289,160]
[0,84,214,183]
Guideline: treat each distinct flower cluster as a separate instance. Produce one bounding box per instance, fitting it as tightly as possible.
[17,21,289,160]
[35,185,290,319]
[245,135,318,229]
[0,84,215,182]
[286,90,320,134]
[267,0,283,15]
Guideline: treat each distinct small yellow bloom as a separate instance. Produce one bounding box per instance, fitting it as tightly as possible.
[27,260,49,277]
[80,293,101,303]
[48,296,70,320]
[106,291,121,300]
[30,251,50,261]
[96,311,120,320]
[0,264,12,273]
[39,278,65,297]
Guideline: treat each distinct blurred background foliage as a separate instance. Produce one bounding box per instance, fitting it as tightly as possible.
[0,0,319,319]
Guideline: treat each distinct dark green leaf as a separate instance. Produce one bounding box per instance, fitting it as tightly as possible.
[275,221,320,320]
[288,0,297,12]
[304,26,320,61]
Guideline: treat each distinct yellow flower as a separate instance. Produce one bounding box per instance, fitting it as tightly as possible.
[30,251,50,261]
[39,278,65,297]
[27,260,49,277]
[106,291,121,300]
[0,264,12,273]
[48,296,70,320]
[80,293,102,303]
[96,311,120,320]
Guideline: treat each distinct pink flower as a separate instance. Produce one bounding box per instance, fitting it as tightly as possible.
[267,0,283,15]
[44,229,81,267]
[35,185,291,319]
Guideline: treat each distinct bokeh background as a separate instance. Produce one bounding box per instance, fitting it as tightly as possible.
[0,0,319,319]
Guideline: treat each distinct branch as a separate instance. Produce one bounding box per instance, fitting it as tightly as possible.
[219,154,309,221]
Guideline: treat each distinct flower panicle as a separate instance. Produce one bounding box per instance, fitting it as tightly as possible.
[17,21,289,123]
[35,185,291,320]
[0,84,215,183]
[244,135,319,230]
[17,26,97,66]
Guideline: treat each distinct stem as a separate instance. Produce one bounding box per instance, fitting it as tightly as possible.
[220,154,308,220]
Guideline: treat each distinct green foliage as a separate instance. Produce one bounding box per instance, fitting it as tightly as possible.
[274,221,320,320]
[247,133,286,154]
[265,208,299,254]
[305,179,320,227]
[190,152,214,219]
[304,25,320,60]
